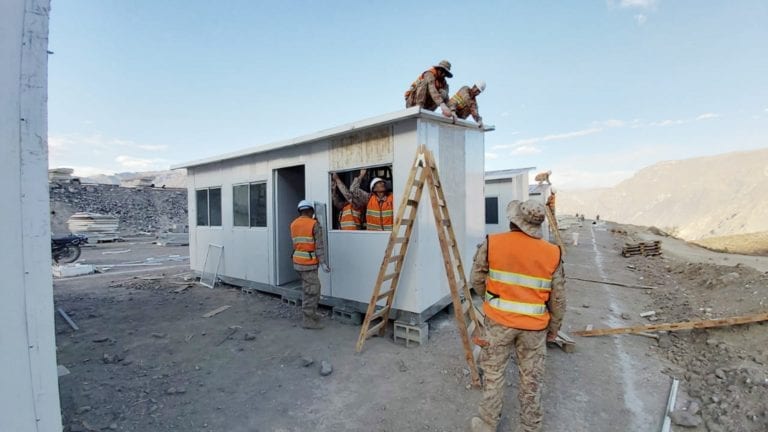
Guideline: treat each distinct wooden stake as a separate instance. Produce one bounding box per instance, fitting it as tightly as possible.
[202,305,231,318]
[572,311,768,337]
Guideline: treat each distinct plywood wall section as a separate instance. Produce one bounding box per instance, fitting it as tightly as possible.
[330,125,393,170]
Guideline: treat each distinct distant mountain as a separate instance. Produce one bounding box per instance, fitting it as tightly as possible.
[81,170,187,189]
[557,148,768,241]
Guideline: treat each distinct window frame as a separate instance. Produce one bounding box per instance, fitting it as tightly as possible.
[195,186,223,228]
[485,195,500,225]
[328,164,394,233]
[232,181,268,229]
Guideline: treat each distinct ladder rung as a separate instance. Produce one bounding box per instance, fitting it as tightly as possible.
[399,218,413,224]
[407,199,419,206]
[467,320,477,337]
[473,345,481,361]
[382,272,400,282]
[385,255,404,264]
[441,220,451,226]
[376,290,394,301]
[393,237,407,244]
[370,306,390,320]
[366,320,386,337]
[461,302,471,315]
[412,180,423,187]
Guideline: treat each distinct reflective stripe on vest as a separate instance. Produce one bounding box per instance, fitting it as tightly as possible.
[366,194,394,231]
[339,204,362,230]
[488,269,552,291]
[451,92,467,109]
[290,216,318,266]
[485,292,547,316]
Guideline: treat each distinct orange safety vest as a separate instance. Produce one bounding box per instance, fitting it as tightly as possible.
[404,67,446,98]
[366,194,394,231]
[290,216,319,266]
[484,231,561,330]
[339,203,362,230]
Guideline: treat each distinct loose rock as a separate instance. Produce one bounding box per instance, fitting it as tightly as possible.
[320,361,333,376]
[244,332,257,341]
[301,356,314,367]
[669,410,702,428]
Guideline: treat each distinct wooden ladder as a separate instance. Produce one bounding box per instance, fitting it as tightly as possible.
[355,145,483,387]
[544,205,566,257]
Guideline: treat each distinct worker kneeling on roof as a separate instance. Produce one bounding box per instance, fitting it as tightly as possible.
[290,200,331,329]
[469,199,566,432]
[447,80,486,128]
[405,60,454,118]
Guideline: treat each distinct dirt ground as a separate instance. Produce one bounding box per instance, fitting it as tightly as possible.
[54,225,767,431]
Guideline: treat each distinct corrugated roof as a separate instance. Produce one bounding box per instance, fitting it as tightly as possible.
[172,107,494,169]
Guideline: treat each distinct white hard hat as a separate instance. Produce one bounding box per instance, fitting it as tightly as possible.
[370,177,385,191]
[474,80,486,93]
[297,200,314,211]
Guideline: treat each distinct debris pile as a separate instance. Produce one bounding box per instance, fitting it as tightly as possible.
[67,212,120,240]
[50,183,187,235]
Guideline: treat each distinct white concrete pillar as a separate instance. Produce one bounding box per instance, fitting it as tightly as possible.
[0,0,62,430]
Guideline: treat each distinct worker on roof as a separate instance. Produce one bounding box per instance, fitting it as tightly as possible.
[447,81,486,128]
[469,199,566,432]
[290,200,331,329]
[405,60,454,117]
[350,169,394,231]
[331,172,364,230]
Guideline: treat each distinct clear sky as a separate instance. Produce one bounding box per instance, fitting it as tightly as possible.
[48,0,768,188]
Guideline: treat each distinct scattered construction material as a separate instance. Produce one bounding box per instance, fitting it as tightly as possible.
[57,365,71,377]
[549,330,576,353]
[572,311,768,337]
[57,307,79,331]
[640,311,656,318]
[216,326,240,346]
[566,276,655,290]
[661,378,680,432]
[200,244,223,288]
[156,232,190,246]
[172,284,192,294]
[202,305,231,318]
[67,212,120,241]
[355,146,483,387]
[102,249,130,255]
[622,240,661,257]
[53,263,95,278]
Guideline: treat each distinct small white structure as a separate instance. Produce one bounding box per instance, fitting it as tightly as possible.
[484,168,535,234]
[1,0,63,430]
[173,108,490,321]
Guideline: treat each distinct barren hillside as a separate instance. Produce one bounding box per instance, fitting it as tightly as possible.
[558,148,768,241]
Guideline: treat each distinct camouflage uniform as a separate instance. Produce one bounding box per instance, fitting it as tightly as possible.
[405,69,449,111]
[293,221,327,326]
[447,86,482,123]
[470,236,566,432]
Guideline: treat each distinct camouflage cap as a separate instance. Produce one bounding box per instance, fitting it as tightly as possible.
[434,60,453,78]
[506,199,546,239]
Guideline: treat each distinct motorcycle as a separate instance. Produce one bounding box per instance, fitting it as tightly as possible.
[51,234,88,264]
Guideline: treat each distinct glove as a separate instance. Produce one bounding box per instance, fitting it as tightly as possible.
[477,121,484,129]
[440,103,452,117]
[322,264,331,273]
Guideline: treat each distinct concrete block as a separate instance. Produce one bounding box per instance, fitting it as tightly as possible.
[332,307,362,325]
[393,321,428,348]
[52,264,94,278]
[281,296,301,307]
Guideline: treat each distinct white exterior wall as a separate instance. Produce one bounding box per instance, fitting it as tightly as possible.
[485,172,530,234]
[184,116,485,315]
[0,1,62,431]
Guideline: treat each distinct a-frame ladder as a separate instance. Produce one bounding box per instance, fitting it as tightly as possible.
[355,145,483,387]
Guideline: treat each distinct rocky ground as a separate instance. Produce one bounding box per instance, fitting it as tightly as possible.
[49,182,187,235]
[612,226,768,431]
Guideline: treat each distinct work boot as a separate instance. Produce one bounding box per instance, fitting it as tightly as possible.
[302,319,324,330]
[469,416,495,432]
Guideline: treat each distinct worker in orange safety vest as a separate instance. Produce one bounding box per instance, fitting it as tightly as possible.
[290,200,330,329]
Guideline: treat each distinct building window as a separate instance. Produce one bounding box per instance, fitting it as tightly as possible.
[485,197,499,224]
[233,182,267,227]
[196,187,222,227]
[329,165,393,231]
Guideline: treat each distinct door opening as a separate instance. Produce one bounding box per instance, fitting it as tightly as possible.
[273,165,306,286]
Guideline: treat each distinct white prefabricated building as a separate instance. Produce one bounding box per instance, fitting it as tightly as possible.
[484,168,535,235]
[173,108,490,322]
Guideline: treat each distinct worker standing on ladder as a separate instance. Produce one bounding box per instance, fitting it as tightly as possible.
[290,200,331,329]
[447,81,486,128]
[350,169,394,231]
[469,199,566,432]
[404,60,454,118]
